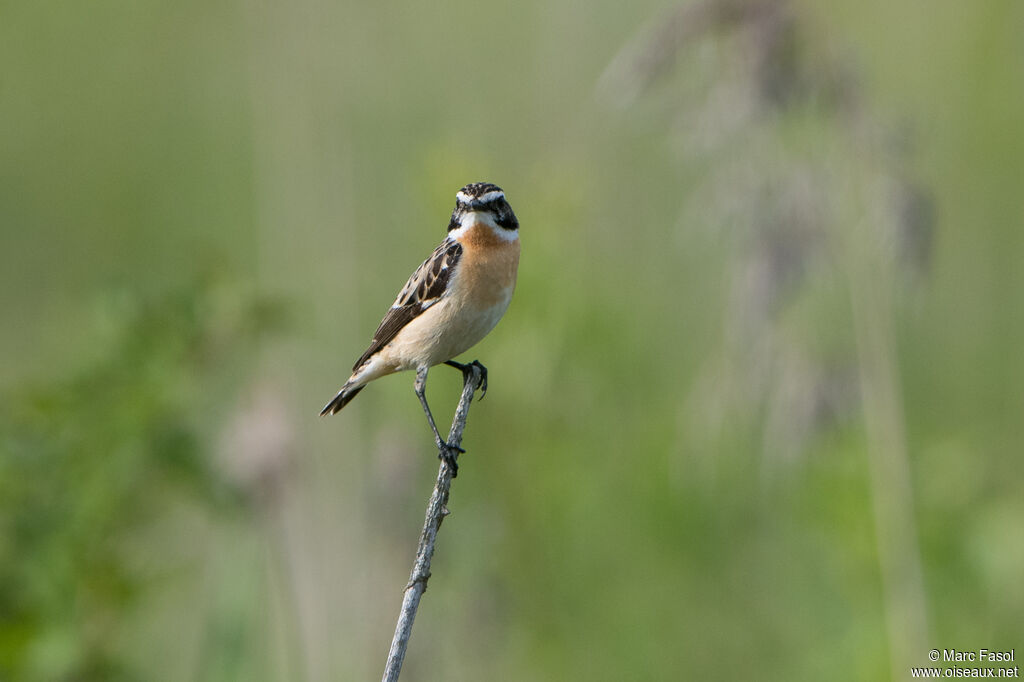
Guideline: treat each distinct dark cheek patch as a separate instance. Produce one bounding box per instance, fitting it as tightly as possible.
[494,201,518,230]
[447,207,464,232]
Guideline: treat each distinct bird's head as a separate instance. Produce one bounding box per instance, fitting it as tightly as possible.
[449,182,518,232]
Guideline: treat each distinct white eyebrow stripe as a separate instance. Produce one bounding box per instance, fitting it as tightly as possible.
[456,190,505,204]
[477,190,505,203]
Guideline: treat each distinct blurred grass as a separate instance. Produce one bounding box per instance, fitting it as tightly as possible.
[1,0,1022,680]
[0,276,285,680]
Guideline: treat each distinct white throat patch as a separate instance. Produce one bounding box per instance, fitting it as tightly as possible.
[448,212,519,242]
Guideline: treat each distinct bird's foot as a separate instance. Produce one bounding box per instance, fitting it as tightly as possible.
[438,442,464,477]
[445,359,489,400]
[469,360,488,398]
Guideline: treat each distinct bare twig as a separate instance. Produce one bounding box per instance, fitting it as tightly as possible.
[381,363,484,682]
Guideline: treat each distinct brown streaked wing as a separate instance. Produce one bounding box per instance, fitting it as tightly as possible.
[351,239,463,371]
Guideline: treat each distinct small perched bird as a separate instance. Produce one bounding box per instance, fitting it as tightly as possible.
[320,182,520,472]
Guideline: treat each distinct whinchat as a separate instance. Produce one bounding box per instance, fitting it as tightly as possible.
[320,182,520,472]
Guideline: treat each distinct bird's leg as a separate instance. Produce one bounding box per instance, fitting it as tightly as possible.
[414,366,464,474]
[444,359,488,399]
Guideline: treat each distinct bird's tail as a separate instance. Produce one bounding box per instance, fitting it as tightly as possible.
[319,382,365,416]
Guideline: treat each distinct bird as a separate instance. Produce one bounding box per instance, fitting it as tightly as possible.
[320,182,520,473]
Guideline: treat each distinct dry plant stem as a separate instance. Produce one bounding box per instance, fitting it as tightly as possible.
[381,364,483,682]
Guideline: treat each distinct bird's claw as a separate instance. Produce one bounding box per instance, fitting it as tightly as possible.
[440,440,465,455]
[445,359,489,399]
[438,443,463,477]
[469,360,488,400]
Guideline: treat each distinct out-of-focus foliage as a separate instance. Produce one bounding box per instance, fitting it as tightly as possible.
[0,278,285,680]
[1,0,1022,680]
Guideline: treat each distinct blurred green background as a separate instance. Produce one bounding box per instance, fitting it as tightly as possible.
[2,0,1022,680]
